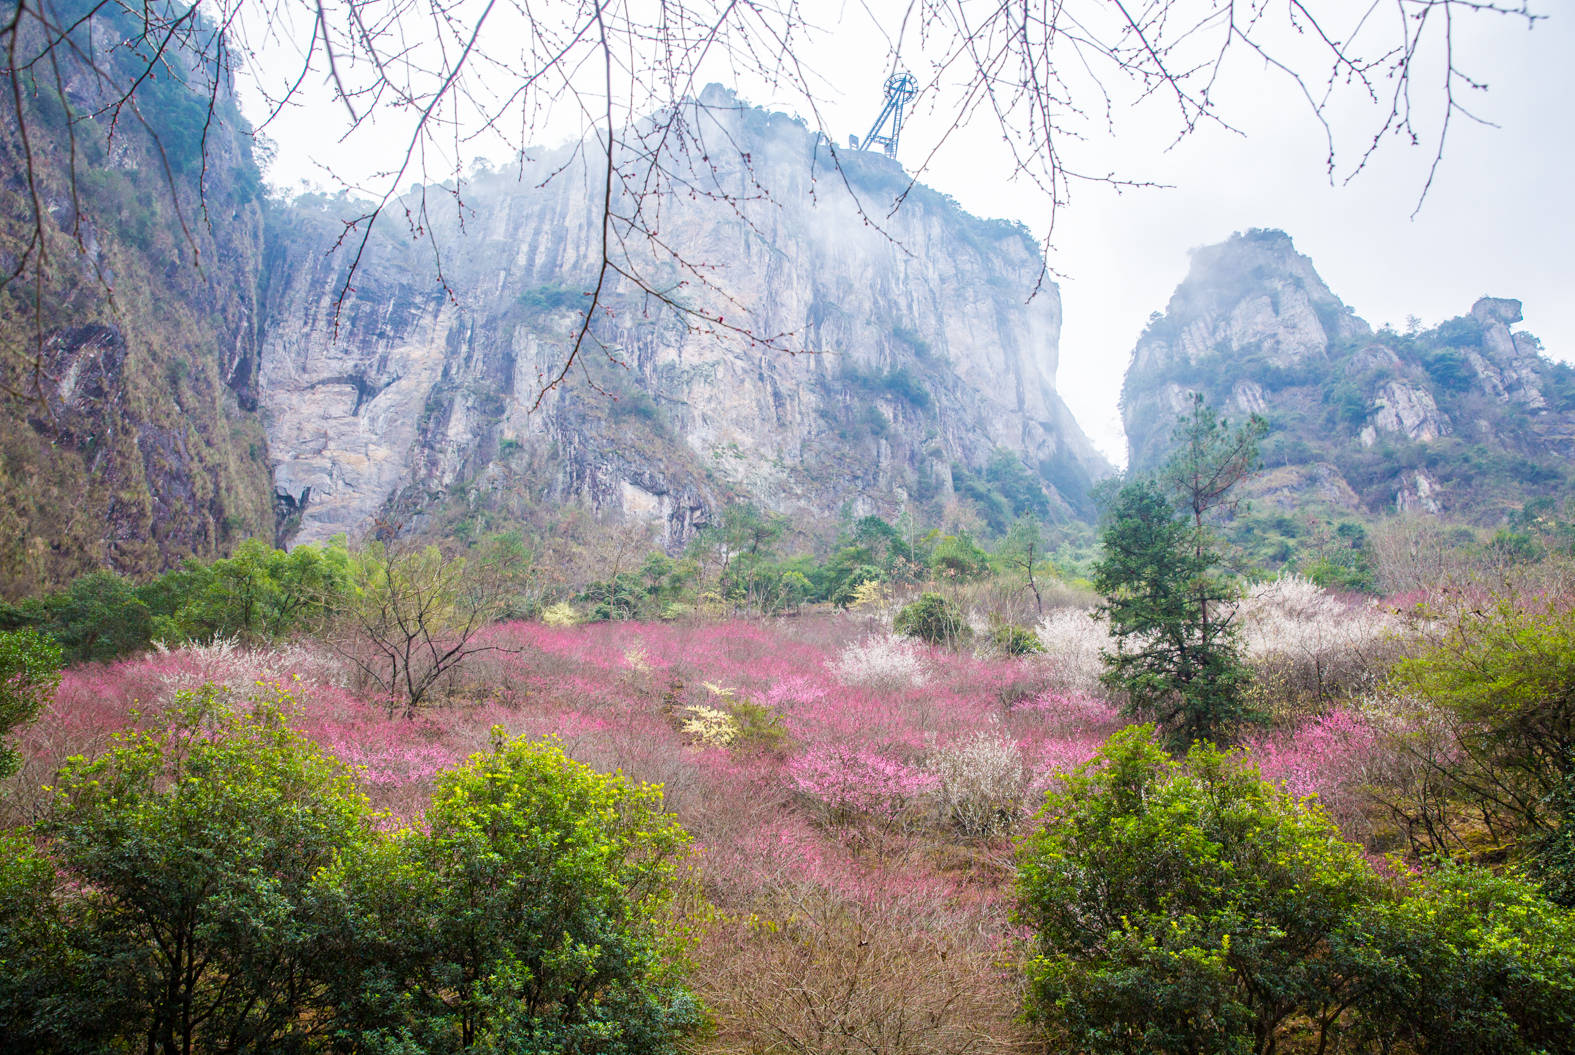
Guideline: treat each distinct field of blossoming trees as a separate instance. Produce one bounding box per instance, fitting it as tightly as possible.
[6,571,1490,1054]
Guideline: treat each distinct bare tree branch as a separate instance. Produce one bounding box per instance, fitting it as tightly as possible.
[0,0,1545,407]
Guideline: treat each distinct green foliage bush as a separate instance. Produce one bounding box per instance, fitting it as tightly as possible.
[894,592,971,647]
[154,537,354,642]
[1356,862,1575,1054]
[1422,348,1475,392]
[2,570,153,662]
[0,691,702,1055]
[0,628,61,779]
[317,732,699,1053]
[1434,314,1485,349]
[516,284,585,313]
[1015,727,1575,1055]
[1016,727,1380,1055]
[1389,600,1575,890]
[929,531,991,581]
[1,538,356,663]
[12,687,374,1054]
[728,699,789,753]
[989,623,1043,657]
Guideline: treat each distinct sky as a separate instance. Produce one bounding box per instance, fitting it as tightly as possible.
[250,0,1573,467]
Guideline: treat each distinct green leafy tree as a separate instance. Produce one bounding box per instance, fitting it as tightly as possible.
[0,627,61,779]
[1389,599,1575,886]
[27,687,374,1054]
[159,537,354,643]
[316,733,700,1053]
[894,592,972,648]
[1352,863,1575,1054]
[3,570,152,662]
[1015,726,1382,1055]
[826,561,882,608]
[690,503,788,605]
[1015,727,1575,1055]
[0,831,85,1054]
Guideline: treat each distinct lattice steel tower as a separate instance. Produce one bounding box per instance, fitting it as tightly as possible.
[857,72,918,158]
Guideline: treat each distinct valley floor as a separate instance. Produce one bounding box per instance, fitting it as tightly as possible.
[9,608,1386,1053]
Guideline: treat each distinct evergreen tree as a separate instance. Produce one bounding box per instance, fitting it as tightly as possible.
[1093,398,1265,748]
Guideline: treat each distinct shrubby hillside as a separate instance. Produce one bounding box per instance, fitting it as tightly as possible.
[5,522,1575,1052]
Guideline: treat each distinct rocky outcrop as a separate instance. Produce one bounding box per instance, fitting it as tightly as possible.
[261,87,1110,547]
[1122,230,1573,523]
[1124,229,1369,469]
[1468,297,1547,409]
[1361,382,1449,446]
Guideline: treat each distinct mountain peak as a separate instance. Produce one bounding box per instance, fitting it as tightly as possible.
[1121,234,1573,524]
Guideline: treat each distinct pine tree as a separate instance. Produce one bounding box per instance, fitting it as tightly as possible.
[1093,397,1265,748]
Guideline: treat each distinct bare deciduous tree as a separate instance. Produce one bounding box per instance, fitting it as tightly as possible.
[336,532,529,715]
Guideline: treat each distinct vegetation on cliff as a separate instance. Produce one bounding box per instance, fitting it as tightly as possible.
[0,0,273,597]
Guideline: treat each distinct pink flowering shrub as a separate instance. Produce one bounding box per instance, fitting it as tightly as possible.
[1246,707,1384,841]
[790,744,937,826]
[7,610,1132,1046]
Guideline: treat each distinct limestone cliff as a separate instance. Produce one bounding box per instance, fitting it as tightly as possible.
[261,87,1109,548]
[0,5,273,597]
[1122,229,1575,522]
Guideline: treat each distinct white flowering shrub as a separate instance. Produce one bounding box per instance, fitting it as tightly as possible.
[829,634,928,691]
[152,637,347,700]
[1233,575,1405,702]
[1034,607,1110,695]
[927,727,1028,838]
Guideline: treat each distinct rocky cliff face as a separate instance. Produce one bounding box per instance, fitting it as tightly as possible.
[0,9,273,597]
[260,87,1109,548]
[1122,229,1575,522]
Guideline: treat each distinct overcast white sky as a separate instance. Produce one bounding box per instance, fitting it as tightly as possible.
[253,1,1572,466]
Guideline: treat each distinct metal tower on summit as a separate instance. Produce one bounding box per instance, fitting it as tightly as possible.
[853,72,918,158]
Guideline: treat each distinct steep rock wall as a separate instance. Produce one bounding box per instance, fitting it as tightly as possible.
[0,9,273,596]
[261,87,1109,547]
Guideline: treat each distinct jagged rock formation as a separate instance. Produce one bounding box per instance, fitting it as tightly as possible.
[0,10,272,597]
[260,86,1109,548]
[1123,229,1575,522]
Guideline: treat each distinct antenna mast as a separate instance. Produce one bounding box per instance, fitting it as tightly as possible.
[857,72,918,158]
